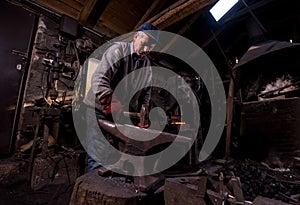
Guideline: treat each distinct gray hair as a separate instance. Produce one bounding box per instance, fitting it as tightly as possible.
[136,31,145,39]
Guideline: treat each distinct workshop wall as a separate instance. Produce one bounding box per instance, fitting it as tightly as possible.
[16,14,102,150]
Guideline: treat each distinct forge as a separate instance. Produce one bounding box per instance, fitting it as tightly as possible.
[233,40,300,163]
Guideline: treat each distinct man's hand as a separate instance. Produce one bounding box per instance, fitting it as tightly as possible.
[99,94,122,117]
[137,123,149,128]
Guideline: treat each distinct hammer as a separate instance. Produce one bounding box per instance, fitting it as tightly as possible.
[123,105,149,127]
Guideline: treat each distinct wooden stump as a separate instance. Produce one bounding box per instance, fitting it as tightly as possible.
[69,170,164,205]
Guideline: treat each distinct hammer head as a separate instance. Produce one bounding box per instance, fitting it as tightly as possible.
[140,104,149,127]
[122,105,149,127]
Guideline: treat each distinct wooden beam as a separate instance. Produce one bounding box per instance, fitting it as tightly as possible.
[29,0,79,19]
[225,73,234,159]
[147,0,188,23]
[160,10,203,53]
[78,0,97,23]
[85,0,110,27]
[133,0,168,30]
[150,0,217,29]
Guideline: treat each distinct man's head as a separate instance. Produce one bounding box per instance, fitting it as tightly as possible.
[133,22,159,56]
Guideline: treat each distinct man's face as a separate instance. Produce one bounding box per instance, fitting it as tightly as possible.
[133,31,156,57]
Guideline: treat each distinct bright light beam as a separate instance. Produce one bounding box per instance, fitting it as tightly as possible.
[209,0,239,21]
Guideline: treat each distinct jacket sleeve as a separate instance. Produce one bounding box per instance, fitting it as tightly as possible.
[91,43,123,100]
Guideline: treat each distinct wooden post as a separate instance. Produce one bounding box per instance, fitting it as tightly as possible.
[225,74,234,159]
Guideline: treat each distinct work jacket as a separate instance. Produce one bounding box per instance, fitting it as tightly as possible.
[83,41,152,114]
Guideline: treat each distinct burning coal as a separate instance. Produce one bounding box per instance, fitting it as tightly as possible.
[260,75,298,97]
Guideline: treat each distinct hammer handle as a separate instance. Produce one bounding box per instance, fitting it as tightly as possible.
[123,111,141,118]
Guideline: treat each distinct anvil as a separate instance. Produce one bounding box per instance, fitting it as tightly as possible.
[98,119,192,155]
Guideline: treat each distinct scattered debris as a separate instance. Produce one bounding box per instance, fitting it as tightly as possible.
[1,157,299,205]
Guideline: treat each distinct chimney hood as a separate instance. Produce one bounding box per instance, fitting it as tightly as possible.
[233,40,300,70]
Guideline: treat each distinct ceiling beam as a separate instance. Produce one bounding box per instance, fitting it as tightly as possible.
[78,0,97,23]
[149,0,217,29]
[147,0,189,26]
[161,10,203,53]
[133,0,168,30]
[85,0,110,27]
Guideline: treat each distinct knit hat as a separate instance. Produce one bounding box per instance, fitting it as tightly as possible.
[137,22,160,44]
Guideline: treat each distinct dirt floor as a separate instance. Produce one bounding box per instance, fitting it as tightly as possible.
[0,151,82,205]
[0,182,74,205]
